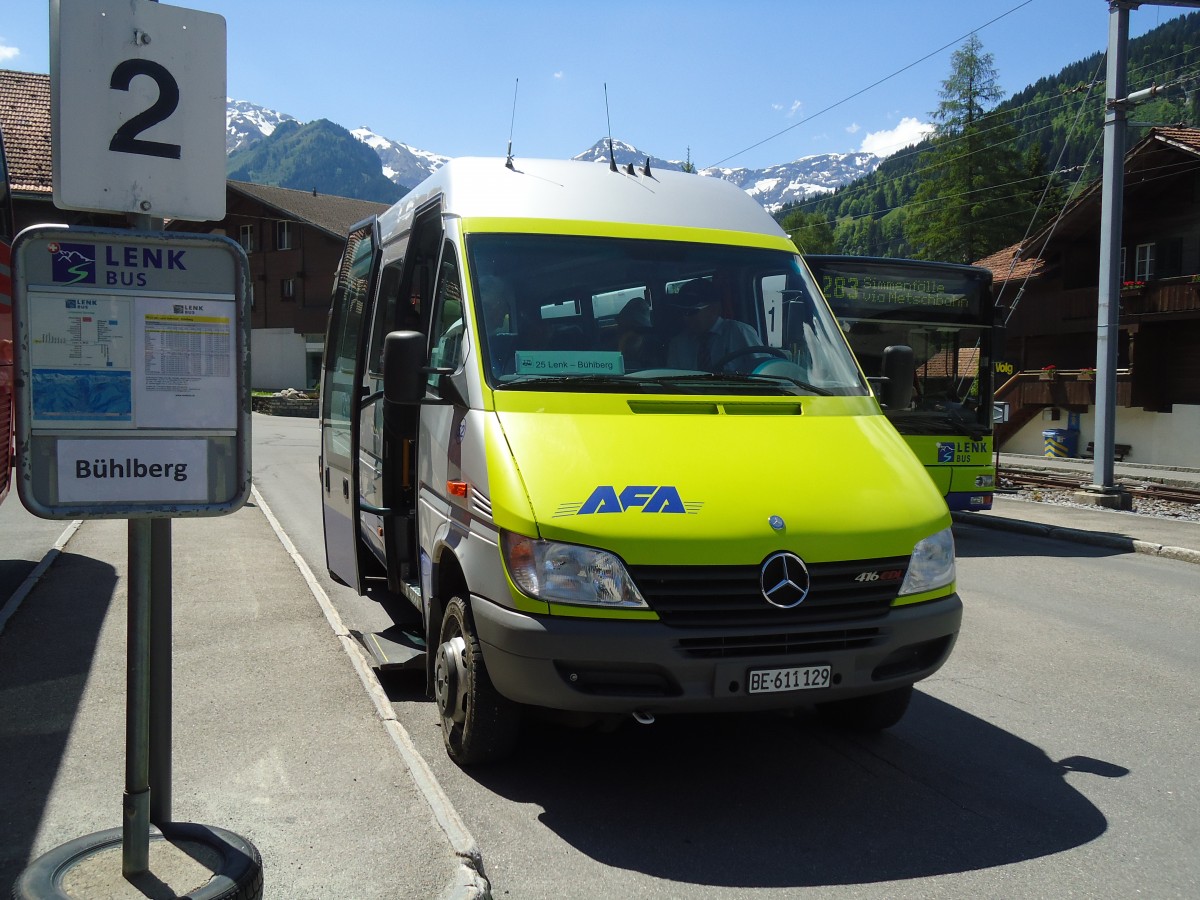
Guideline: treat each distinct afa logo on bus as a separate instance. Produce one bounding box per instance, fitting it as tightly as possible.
[555,485,704,516]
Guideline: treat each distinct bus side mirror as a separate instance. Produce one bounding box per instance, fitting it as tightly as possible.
[879,344,914,411]
[382,330,426,405]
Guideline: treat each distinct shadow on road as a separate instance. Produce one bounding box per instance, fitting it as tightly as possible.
[461,690,1121,888]
[0,552,117,889]
[953,519,1131,561]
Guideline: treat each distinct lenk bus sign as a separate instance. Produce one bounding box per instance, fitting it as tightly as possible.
[12,225,250,518]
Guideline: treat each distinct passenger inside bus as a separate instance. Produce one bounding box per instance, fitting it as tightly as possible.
[613,297,661,370]
[666,279,761,371]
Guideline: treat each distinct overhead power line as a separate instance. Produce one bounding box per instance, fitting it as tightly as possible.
[704,0,1037,170]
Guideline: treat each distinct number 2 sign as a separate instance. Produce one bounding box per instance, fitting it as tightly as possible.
[50,0,227,221]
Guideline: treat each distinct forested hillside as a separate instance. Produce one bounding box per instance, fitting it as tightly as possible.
[226,119,404,204]
[780,11,1200,260]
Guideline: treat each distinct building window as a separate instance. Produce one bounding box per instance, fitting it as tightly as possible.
[276,220,293,251]
[239,224,255,253]
[281,278,296,300]
[1135,242,1155,281]
[1158,237,1182,278]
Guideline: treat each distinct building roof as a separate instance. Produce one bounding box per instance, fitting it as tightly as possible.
[378,157,790,245]
[975,126,1200,284]
[228,181,390,239]
[0,69,52,196]
[918,346,980,380]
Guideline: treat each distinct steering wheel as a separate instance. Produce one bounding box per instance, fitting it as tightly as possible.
[710,345,787,371]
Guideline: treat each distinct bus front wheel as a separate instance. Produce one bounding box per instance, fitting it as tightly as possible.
[434,596,521,765]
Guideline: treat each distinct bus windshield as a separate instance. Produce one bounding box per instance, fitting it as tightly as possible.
[463,233,867,397]
[806,256,995,437]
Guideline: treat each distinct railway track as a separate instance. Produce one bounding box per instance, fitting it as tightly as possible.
[998,467,1200,508]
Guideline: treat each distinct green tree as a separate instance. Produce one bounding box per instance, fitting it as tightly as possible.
[780,209,836,253]
[903,35,1035,263]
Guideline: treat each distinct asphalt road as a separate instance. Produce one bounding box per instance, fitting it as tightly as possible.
[0,486,78,611]
[251,413,1200,899]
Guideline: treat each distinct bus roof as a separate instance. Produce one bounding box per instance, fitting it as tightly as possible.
[377,157,790,244]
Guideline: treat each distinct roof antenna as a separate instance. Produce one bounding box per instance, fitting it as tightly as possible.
[604,83,618,172]
[506,78,519,170]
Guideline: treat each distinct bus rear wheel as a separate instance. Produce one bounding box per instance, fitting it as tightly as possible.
[434,596,520,765]
[815,684,913,732]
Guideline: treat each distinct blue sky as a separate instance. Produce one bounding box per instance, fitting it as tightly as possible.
[1,1,1188,171]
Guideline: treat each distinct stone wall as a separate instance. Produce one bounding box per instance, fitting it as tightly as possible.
[251,395,318,418]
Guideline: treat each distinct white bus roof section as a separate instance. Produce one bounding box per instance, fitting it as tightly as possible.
[376,157,789,242]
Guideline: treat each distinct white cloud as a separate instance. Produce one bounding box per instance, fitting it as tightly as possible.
[845,122,861,135]
[0,40,19,62]
[859,116,933,156]
[771,103,783,111]
[553,71,564,81]
[788,100,802,118]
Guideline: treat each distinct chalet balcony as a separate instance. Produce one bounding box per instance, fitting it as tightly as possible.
[994,369,1132,449]
[1119,277,1200,318]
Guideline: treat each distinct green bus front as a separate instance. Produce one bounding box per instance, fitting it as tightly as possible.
[805,256,996,511]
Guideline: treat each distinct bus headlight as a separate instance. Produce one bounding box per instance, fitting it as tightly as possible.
[501,532,648,608]
[899,527,956,596]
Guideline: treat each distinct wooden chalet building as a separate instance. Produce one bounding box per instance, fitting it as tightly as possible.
[976,127,1200,467]
[1,68,389,391]
[170,182,388,389]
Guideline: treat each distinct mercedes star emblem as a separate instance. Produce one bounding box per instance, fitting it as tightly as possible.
[760,551,811,608]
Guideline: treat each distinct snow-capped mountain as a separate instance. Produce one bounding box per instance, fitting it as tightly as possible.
[350,127,448,190]
[571,138,882,212]
[570,138,685,175]
[712,152,883,212]
[226,99,295,154]
[226,100,882,210]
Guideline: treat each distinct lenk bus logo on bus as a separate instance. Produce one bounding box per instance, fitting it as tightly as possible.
[554,485,704,516]
[938,440,989,464]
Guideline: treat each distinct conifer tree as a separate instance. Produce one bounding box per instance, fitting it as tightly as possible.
[903,35,1034,263]
[780,209,836,254]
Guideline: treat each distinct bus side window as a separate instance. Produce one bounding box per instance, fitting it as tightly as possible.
[321,224,376,460]
[368,259,404,377]
[428,242,465,390]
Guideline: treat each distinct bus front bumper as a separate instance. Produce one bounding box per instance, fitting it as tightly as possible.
[470,593,962,714]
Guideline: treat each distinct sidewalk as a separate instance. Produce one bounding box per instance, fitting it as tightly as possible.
[0,500,484,899]
[956,453,1200,565]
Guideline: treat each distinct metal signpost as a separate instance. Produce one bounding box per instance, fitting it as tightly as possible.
[12,2,264,895]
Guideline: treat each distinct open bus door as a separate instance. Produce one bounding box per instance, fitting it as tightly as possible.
[1,128,15,505]
[319,219,380,592]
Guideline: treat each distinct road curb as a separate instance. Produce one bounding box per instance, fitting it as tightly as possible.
[0,520,83,636]
[952,511,1200,566]
[250,486,491,900]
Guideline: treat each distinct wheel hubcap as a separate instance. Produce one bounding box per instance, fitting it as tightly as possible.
[434,635,468,725]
